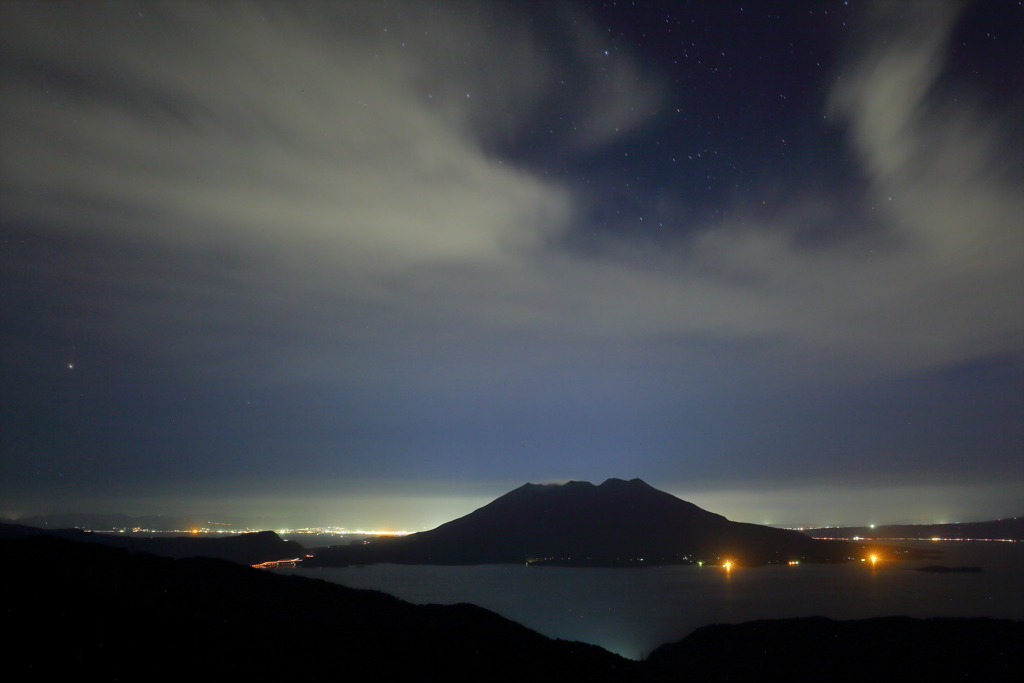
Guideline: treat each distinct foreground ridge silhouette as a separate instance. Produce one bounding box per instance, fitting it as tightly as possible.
[310,478,880,567]
[4,534,1021,682]
[5,534,631,680]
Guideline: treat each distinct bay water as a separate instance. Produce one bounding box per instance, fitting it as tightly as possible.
[280,541,1023,659]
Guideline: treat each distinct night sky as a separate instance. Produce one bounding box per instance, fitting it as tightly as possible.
[2,0,1022,530]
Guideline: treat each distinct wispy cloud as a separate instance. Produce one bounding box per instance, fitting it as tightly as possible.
[5,1,1018,389]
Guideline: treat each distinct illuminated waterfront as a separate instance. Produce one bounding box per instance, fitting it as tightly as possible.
[76,526,414,538]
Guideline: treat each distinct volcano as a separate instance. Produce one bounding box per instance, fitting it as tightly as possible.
[309,478,861,567]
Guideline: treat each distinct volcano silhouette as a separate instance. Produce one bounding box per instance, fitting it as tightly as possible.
[309,478,859,567]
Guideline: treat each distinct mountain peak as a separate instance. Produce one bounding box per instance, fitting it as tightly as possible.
[522,480,594,489]
[518,478,652,491]
[309,478,855,568]
[598,477,653,489]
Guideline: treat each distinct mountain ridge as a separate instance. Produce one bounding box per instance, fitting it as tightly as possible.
[309,478,869,567]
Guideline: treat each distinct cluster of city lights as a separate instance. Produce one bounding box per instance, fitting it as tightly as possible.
[270,527,413,536]
[78,526,415,537]
[251,558,302,569]
[78,527,260,535]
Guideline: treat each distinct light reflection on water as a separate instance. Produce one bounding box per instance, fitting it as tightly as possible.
[279,541,1023,659]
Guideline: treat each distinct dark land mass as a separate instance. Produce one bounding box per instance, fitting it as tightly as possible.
[308,478,903,568]
[0,521,302,565]
[4,512,209,532]
[3,534,633,681]
[803,516,1024,541]
[5,534,1022,682]
[917,565,984,573]
[645,616,1024,681]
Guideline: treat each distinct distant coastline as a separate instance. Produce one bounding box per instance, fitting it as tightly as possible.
[801,517,1024,542]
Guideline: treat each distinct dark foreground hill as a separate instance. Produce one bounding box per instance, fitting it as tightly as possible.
[646,616,1024,681]
[803,516,1024,541]
[3,534,632,681]
[4,535,1021,682]
[309,478,872,567]
[0,521,302,565]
